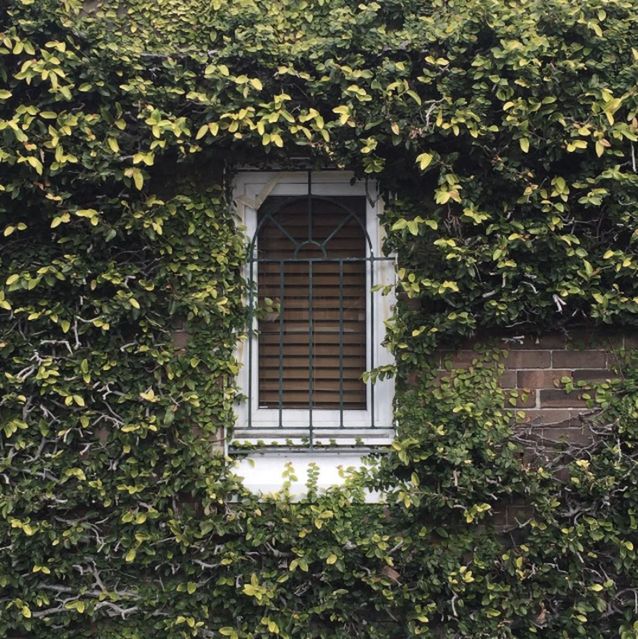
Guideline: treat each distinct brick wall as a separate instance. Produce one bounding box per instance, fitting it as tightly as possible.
[437,330,630,428]
[435,329,635,529]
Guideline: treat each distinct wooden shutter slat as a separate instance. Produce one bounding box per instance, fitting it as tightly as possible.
[257,197,367,409]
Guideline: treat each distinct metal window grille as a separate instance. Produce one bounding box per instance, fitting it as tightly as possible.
[239,173,393,449]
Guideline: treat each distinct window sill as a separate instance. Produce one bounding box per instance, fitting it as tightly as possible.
[231,426,394,448]
[232,449,385,500]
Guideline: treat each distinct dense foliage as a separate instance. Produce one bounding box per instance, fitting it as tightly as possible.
[1,0,638,637]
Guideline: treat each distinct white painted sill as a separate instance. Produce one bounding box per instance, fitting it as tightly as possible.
[232,450,385,501]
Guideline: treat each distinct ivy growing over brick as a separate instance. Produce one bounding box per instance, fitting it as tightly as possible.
[1,0,638,637]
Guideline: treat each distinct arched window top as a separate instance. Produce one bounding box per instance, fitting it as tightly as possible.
[249,194,373,260]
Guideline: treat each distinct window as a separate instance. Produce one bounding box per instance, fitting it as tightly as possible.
[233,171,394,451]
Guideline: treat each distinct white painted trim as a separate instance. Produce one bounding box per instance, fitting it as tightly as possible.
[234,452,383,501]
[232,171,395,447]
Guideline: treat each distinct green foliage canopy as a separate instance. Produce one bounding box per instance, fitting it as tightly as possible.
[1,0,638,637]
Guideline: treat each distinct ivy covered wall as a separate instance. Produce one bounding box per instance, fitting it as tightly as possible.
[1,0,638,637]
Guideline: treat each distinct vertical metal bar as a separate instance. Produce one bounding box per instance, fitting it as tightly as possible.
[307,170,313,243]
[307,170,313,448]
[278,261,285,428]
[248,258,254,428]
[308,259,314,449]
[370,255,375,429]
[338,258,344,428]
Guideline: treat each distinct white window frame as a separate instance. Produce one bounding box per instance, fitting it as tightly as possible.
[232,170,395,448]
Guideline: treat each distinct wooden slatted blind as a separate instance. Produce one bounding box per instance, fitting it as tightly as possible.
[257,196,367,409]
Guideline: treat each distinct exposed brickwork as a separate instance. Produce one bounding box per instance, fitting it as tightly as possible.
[553,350,606,368]
[434,329,632,436]
[517,369,571,388]
[435,329,628,531]
[505,350,551,369]
[539,389,587,408]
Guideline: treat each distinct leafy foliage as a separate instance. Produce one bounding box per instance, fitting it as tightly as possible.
[1,0,638,637]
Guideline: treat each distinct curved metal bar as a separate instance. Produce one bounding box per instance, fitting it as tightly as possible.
[293,240,327,258]
[320,212,357,251]
[248,195,374,255]
[310,195,373,252]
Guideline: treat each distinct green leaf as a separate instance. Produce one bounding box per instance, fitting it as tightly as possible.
[51,212,71,228]
[416,152,433,171]
[27,156,44,175]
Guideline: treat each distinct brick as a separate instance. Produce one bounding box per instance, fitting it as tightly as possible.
[540,427,595,447]
[540,389,587,408]
[517,369,571,389]
[439,349,478,367]
[552,350,606,369]
[572,369,615,382]
[505,350,551,369]
[511,390,537,408]
[518,409,573,425]
[505,389,536,408]
[606,352,623,369]
[491,508,509,530]
[172,329,189,350]
[498,371,517,388]
[570,407,598,419]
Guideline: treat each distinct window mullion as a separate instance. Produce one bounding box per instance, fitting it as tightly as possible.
[278,262,284,429]
[308,259,314,449]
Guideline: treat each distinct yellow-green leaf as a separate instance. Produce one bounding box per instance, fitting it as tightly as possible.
[51,212,71,228]
[416,152,433,171]
[27,156,43,175]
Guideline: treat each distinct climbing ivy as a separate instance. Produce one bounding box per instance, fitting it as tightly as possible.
[1,0,638,637]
